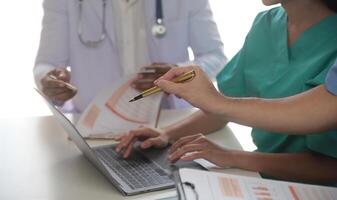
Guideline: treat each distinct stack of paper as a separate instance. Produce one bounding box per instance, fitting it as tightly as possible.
[178,168,337,200]
[76,79,162,138]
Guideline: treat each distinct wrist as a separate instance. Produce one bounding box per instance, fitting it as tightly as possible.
[212,94,238,120]
[207,92,230,115]
[161,128,176,144]
[229,151,262,172]
[222,150,241,167]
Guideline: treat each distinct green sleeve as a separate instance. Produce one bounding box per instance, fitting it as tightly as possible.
[216,49,247,97]
[305,67,330,87]
[305,59,337,87]
[215,10,270,97]
[306,131,337,159]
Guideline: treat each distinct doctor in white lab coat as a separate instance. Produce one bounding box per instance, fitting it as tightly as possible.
[34,0,226,112]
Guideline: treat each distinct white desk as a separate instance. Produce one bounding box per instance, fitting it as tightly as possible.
[0,109,259,200]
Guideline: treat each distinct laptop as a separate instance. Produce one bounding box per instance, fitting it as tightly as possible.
[36,89,203,196]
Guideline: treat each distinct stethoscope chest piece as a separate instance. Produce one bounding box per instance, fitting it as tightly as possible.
[152,19,166,38]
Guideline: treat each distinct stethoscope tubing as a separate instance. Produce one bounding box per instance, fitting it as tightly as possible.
[156,0,163,23]
[78,0,165,48]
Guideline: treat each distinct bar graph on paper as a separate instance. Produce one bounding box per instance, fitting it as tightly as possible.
[179,169,337,200]
[214,177,337,200]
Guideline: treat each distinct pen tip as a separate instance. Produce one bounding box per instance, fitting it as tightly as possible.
[129,94,143,103]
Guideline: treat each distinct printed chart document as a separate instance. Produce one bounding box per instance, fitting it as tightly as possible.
[76,78,162,138]
[177,168,337,200]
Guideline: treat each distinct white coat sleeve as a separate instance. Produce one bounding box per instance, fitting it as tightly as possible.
[178,0,227,79]
[33,0,69,90]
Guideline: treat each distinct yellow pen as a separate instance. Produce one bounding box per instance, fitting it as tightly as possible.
[129,70,196,102]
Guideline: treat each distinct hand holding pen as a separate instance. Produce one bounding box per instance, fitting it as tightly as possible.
[40,68,77,104]
[117,66,225,159]
[152,65,225,114]
[129,69,196,102]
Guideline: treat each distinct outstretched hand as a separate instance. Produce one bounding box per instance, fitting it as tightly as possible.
[155,65,224,113]
[41,68,77,103]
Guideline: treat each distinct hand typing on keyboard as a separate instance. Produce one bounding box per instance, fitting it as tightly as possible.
[114,126,170,158]
[95,147,172,189]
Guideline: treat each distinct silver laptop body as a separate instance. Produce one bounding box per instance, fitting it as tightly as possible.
[36,89,178,196]
[37,90,203,195]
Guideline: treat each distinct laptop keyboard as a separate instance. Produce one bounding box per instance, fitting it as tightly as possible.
[95,147,173,190]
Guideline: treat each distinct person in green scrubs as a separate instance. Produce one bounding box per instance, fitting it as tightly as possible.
[115,0,337,185]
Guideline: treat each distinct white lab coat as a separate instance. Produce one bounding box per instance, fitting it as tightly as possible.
[34,0,226,112]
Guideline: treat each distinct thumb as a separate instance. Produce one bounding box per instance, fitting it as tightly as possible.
[141,138,165,149]
[156,80,181,95]
[55,68,70,82]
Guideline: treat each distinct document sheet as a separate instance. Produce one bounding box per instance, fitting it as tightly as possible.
[76,79,162,138]
[179,169,337,200]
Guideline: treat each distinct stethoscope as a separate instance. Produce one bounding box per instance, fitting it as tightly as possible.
[151,0,166,38]
[78,0,166,48]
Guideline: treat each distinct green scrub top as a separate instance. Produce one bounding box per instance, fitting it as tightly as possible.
[216,7,337,174]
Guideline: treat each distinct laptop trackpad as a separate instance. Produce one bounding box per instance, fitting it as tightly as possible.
[138,145,205,173]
